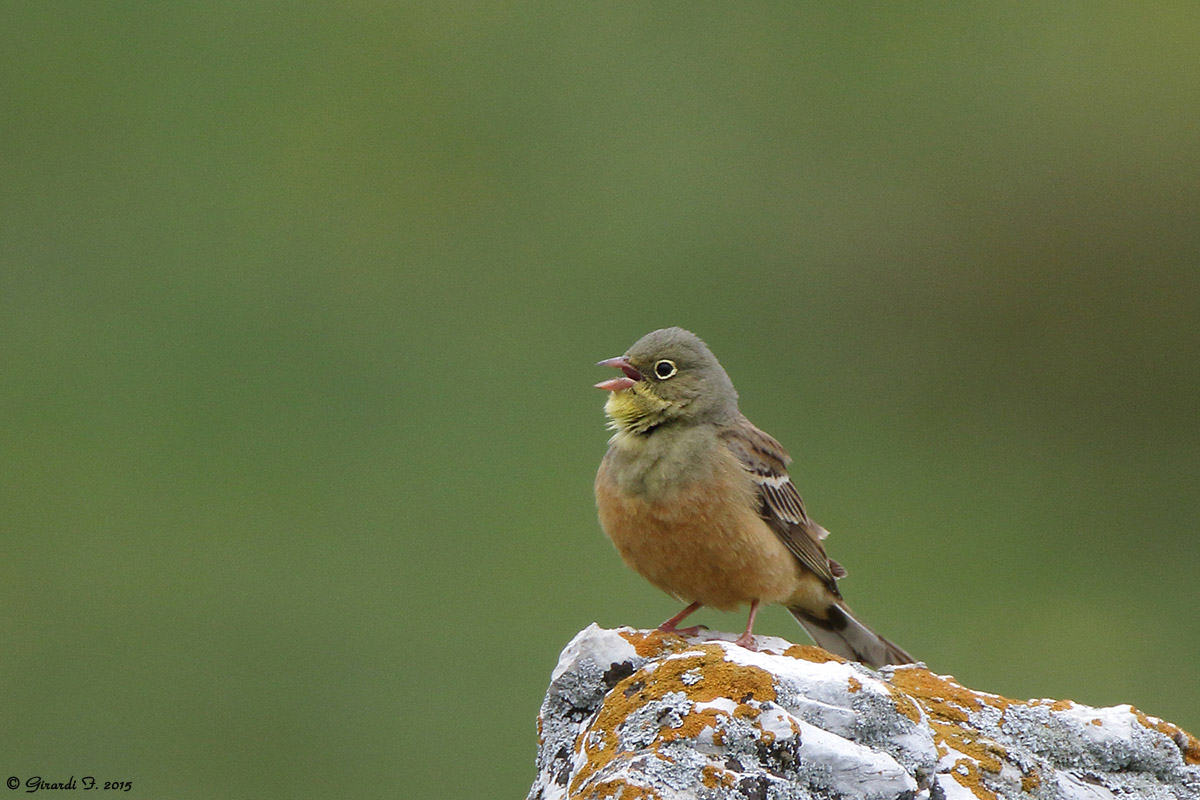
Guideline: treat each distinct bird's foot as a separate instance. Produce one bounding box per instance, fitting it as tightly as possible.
[657,602,704,638]
[733,600,762,650]
[659,622,708,637]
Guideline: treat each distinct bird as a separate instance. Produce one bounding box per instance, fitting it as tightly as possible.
[593,326,914,668]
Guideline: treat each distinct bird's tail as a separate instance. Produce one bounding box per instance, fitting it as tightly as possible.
[787,602,915,669]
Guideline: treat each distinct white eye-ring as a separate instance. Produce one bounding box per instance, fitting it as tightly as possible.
[653,359,677,379]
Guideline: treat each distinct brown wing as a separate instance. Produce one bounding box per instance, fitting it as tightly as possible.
[721,417,845,593]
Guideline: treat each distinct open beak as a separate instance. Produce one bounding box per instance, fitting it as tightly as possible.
[595,356,642,392]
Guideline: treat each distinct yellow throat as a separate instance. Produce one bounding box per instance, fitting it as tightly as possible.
[604,384,673,436]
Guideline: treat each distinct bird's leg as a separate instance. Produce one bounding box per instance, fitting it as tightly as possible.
[734,600,761,650]
[658,601,707,637]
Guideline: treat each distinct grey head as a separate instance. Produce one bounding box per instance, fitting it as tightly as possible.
[606,327,741,430]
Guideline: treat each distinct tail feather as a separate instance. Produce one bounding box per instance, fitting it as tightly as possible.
[787,603,915,669]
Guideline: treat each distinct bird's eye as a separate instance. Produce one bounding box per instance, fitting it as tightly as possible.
[653,359,677,379]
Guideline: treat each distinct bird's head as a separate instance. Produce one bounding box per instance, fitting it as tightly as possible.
[595,327,739,436]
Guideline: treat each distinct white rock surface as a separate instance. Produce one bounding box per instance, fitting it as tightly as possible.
[527,625,1200,800]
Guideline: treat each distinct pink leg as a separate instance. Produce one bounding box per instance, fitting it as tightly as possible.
[658,601,707,637]
[734,600,761,650]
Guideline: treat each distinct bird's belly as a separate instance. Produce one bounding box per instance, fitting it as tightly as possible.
[596,469,801,611]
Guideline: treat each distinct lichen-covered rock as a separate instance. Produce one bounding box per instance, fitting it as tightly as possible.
[527,625,1200,800]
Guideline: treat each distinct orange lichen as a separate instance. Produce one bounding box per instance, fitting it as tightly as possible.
[949,758,1000,800]
[667,705,729,745]
[618,629,693,658]
[734,702,758,720]
[569,629,1200,800]
[890,689,923,725]
[1021,768,1042,793]
[700,765,735,790]
[1132,707,1200,765]
[884,667,1200,795]
[885,667,1015,799]
[569,641,779,797]
[782,644,846,664]
[889,667,991,724]
[930,721,1004,775]
[586,779,661,799]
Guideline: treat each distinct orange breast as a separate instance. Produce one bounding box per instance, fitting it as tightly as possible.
[595,452,803,611]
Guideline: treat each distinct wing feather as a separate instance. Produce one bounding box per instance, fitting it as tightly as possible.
[721,418,843,592]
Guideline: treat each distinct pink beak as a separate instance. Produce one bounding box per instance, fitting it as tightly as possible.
[595,356,642,392]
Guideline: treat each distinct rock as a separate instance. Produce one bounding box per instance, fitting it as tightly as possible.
[527,625,1200,800]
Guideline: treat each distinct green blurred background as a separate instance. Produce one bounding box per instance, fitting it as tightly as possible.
[3,3,1198,797]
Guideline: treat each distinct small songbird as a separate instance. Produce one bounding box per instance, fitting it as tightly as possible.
[594,327,914,668]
